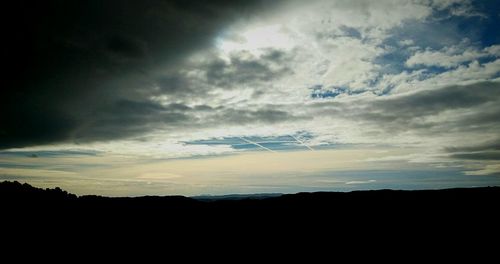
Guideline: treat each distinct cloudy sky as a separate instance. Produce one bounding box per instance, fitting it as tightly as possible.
[1,0,499,196]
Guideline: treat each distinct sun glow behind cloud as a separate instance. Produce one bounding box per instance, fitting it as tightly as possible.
[216,24,295,57]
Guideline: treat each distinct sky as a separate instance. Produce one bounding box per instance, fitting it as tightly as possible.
[1,0,500,196]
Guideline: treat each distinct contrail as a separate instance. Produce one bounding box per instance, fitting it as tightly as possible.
[290,135,314,151]
[240,137,275,153]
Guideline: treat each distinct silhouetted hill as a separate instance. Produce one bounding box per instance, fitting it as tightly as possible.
[2,180,500,240]
[0,180,77,201]
[2,181,500,211]
[193,193,283,201]
[2,181,498,212]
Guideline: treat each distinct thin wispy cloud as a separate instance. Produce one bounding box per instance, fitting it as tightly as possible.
[239,137,276,153]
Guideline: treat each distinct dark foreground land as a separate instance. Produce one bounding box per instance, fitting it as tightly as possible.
[2,180,500,251]
[2,181,499,223]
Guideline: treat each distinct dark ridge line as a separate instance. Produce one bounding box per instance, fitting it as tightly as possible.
[1,180,499,201]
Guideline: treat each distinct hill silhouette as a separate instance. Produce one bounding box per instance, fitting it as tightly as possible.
[2,181,499,219]
[2,180,500,237]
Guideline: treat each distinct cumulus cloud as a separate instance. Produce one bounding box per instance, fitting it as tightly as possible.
[406,43,500,68]
[202,50,292,88]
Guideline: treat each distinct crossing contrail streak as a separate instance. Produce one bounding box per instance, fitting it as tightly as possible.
[239,137,276,153]
[290,135,314,151]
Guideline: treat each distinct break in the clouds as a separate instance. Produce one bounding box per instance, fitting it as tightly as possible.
[1,0,500,195]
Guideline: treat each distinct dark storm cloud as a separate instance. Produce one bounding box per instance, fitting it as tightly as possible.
[106,35,147,60]
[367,81,500,134]
[366,81,500,121]
[77,100,299,139]
[71,100,193,142]
[153,48,293,99]
[310,81,500,140]
[215,108,299,125]
[0,0,281,149]
[450,152,500,160]
[446,138,500,161]
[203,49,292,88]
[314,81,500,132]
[156,75,191,95]
[446,138,500,153]
[0,106,77,149]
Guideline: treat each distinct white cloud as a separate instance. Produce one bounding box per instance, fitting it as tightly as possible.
[406,43,500,68]
[399,39,415,46]
[414,59,500,89]
[345,180,376,185]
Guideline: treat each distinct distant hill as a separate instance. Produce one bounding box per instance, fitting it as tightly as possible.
[2,180,500,208]
[192,193,283,201]
[2,181,500,235]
